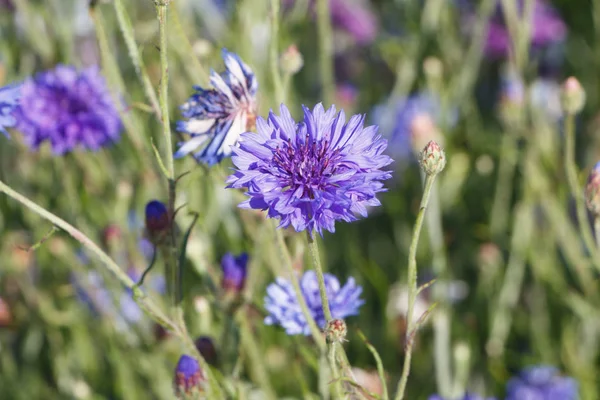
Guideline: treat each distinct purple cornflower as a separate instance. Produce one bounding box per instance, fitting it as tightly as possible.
[264,270,364,335]
[227,104,392,236]
[429,394,496,400]
[221,252,248,293]
[175,49,257,165]
[484,0,566,58]
[13,65,122,154]
[0,84,20,138]
[173,355,204,398]
[506,365,578,400]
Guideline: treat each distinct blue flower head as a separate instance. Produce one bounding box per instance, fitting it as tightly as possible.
[13,65,122,154]
[0,83,20,138]
[264,270,364,335]
[221,252,248,293]
[174,355,204,397]
[176,49,257,165]
[506,365,578,400]
[227,103,392,236]
[145,200,170,244]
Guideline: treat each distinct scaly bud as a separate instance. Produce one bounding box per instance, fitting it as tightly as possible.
[195,336,218,366]
[561,77,586,115]
[586,161,600,216]
[325,319,347,343]
[280,44,304,75]
[145,200,170,245]
[419,140,446,176]
[173,355,204,399]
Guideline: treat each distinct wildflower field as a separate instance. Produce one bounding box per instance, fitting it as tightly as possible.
[0,0,598,399]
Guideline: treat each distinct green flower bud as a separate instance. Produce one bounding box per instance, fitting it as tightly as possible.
[420,140,446,176]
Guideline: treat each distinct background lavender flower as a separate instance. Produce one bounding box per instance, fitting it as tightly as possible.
[330,0,378,45]
[506,365,578,400]
[0,84,20,137]
[429,394,495,400]
[227,104,392,236]
[13,65,122,154]
[175,49,257,165]
[264,270,364,335]
[484,0,566,58]
[221,252,248,293]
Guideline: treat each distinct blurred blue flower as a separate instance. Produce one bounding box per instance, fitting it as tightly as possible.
[374,92,451,162]
[0,83,20,138]
[264,270,364,335]
[227,103,392,236]
[429,394,495,400]
[176,49,257,165]
[221,252,248,293]
[506,365,578,400]
[330,0,378,45]
[174,355,204,397]
[13,65,122,154]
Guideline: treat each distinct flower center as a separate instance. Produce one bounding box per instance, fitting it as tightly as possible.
[272,134,341,199]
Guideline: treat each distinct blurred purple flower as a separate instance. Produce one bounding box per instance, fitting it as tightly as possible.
[13,65,122,154]
[264,270,364,335]
[221,252,248,293]
[0,84,20,138]
[485,0,566,58]
[176,49,257,165]
[506,365,578,400]
[174,355,204,397]
[330,0,378,44]
[227,103,392,236]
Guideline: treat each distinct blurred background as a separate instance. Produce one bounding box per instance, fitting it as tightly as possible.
[1,0,600,399]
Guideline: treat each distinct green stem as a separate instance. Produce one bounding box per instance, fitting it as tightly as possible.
[156,2,175,180]
[0,179,175,332]
[316,0,335,105]
[394,174,437,400]
[270,0,284,105]
[564,113,600,271]
[423,180,452,397]
[489,133,518,239]
[307,233,333,321]
[595,217,600,250]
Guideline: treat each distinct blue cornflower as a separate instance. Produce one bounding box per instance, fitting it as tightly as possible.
[221,252,248,293]
[13,65,122,154]
[173,355,204,398]
[227,103,392,236]
[264,270,364,335]
[175,49,257,165]
[429,394,496,400]
[506,365,578,400]
[0,83,20,138]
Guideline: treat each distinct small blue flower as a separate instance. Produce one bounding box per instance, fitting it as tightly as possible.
[174,355,204,397]
[264,270,364,335]
[221,252,248,293]
[506,365,578,400]
[13,65,122,154]
[175,49,257,165]
[227,103,392,236]
[0,83,20,138]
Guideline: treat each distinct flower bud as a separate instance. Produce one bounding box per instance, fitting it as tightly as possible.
[145,200,170,244]
[221,252,248,294]
[419,140,446,176]
[561,77,586,115]
[586,161,600,216]
[0,297,12,327]
[325,319,347,343]
[195,336,218,366]
[173,355,204,399]
[280,44,304,75]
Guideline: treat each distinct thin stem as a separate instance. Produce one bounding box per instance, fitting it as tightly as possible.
[0,179,175,332]
[307,233,333,321]
[156,2,175,180]
[423,180,452,397]
[394,174,437,400]
[270,0,284,105]
[564,113,600,270]
[489,133,518,239]
[595,217,600,250]
[316,0,335,105]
